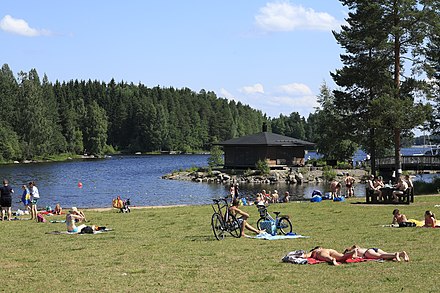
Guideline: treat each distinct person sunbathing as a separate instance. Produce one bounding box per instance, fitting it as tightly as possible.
[392,209,408,224]
[344,245,409,262]
[304,246,357,266]
[423,210,437,228]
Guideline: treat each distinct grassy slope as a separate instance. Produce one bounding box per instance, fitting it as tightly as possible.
[1,196,439,292]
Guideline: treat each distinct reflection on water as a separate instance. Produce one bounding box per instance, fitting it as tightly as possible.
[0,153,435,209]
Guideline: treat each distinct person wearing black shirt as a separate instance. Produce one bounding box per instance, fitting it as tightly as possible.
[0,179,14,221]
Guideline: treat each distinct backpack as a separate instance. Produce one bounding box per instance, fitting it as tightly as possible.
[37,213,46,223]
[79,226,94,234]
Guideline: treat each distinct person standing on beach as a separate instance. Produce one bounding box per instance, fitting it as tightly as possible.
[344,173,355,197]
[21,185,31,212]
[0,179,14,221]
[329,180,341,199]
[29,181,40,221]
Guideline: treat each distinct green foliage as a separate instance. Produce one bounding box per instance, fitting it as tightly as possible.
[0,64,267,161]
[0,121,21,161]
[313,83,359,161]
[332,0,436,173]
[207,145,223,168]
[255,159,270,175]
[322,165,337,181]
[413,177,440,194]
[244,168,254,177]
[336,161,352,169]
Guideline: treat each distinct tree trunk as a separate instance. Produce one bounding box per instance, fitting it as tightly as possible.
[393,0,402,181]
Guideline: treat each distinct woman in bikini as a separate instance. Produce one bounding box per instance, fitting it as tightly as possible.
[423,210,437,227]
[66,208,87,233]
[305,246,357,266]
[344,245,409,262]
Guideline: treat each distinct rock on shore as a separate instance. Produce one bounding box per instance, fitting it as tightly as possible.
[162,167,369,185]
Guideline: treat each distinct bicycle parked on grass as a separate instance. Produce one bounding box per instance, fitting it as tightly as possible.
[211,197,241,240]
[256,204,292,235]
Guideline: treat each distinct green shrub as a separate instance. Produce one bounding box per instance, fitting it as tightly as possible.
[323,166,337,181]
[207,146,224,168]
[255,159,270,175]
[413,177,440,195]
[337,161,352,169]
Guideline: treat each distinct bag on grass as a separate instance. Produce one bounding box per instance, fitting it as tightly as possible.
[260,220,276,235]
[37,213,46,223]
[79,226,94,234]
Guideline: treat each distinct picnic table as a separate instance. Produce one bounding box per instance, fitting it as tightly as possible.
[365,185,414,204]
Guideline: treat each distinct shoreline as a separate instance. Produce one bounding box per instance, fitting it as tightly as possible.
[75,194,440,212]
[81,204,191,212]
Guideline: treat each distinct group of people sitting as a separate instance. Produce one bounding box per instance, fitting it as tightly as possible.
[234,189,291,206]
[367,174,413,202]
[303,245,409,265]
[392,208,438,228]
[255,189,290,204]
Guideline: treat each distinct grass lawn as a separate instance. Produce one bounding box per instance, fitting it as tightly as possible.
[1,195,439,292]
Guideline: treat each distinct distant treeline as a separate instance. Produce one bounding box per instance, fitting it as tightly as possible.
[0,64,319,162]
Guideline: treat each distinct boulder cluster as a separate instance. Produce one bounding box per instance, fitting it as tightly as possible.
[162,168,328,185]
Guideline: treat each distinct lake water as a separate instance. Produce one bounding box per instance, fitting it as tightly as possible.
[0,150,437,210]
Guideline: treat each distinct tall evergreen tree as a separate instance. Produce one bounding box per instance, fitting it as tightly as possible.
[333,0,432,174]
[83,100,108,155]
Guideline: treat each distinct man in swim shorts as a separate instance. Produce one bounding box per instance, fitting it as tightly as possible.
[344,173,355,197]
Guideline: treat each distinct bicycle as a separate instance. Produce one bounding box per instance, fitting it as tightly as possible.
[211,197,242,240]
[256,204,292,235]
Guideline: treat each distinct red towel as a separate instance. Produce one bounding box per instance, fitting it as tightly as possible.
[307,257,370,265]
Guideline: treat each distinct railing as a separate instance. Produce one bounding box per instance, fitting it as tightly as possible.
[376,155,440,170]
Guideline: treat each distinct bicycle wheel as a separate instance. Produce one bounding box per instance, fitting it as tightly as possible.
[278,217,292,235]
[211,213,225,240]
[256,217,265,230]
[226,214,242,238]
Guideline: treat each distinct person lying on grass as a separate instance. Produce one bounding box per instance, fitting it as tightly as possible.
[392,209,408,224]
[423,210,437,228]
[344,245,409,262]
[229,198,265,237]
[303,246,357,266]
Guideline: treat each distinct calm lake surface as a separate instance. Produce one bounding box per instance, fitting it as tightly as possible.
[0,149,436,210]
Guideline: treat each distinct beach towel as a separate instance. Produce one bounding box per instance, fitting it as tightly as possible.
[382,219,424,228]
[246,232,309,240]
[282,250,375,265]
[46,228,112,235]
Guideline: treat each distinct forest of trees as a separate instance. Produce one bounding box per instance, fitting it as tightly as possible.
[0,1,438,168]
[0,64,274,161]
[0,63,326,163]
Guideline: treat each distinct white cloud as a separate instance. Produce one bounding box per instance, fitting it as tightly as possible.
[240,83,264,94]
[266,94,319,118]
[268,94,318,108]
[0,15,51,37]
[277,82,312,95]
[219,88,236,100]
[255,2,341,32]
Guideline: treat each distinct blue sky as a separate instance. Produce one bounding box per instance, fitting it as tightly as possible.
[1,0,348,119]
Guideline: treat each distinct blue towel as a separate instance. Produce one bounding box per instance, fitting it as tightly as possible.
[246,232,309,240]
